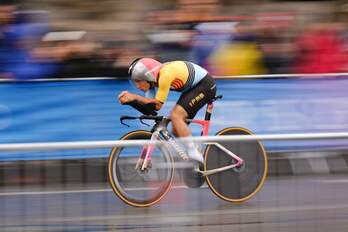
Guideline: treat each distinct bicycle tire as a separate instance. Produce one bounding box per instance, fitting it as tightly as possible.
[204,127,268,203]
[108,130,174,207]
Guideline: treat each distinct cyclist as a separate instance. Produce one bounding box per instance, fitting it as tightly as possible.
[118,57,217,163]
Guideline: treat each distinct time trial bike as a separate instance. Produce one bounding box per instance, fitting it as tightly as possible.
[108,95,268,207]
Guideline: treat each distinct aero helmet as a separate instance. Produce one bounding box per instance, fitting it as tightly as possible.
[128,58,162,83]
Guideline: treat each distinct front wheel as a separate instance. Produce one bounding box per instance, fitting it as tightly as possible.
[108,130,174,207]
[204,127,268,203]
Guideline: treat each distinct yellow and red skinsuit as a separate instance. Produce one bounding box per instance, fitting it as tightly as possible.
[155,61,207,103]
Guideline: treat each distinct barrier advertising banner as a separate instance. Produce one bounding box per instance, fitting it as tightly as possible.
[0,77,347,160]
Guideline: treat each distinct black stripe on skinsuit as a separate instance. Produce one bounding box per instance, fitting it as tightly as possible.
[179,61,195,92]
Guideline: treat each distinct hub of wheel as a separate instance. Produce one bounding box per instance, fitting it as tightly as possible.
[232,162,245,173]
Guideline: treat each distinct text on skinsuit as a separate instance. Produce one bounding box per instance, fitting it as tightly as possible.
[189,93,205,107]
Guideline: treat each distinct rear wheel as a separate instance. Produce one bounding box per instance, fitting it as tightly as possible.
[108,130,174,207]
[204,127,267,203]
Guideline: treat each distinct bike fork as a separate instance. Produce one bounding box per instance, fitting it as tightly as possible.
[135,132,159,171]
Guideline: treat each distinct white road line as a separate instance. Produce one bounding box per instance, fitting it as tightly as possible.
[0,185,193,197]
[316,179,348,184]
[0,188,111,196]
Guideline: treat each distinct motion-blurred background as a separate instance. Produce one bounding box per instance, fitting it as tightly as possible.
[1,0,348,231]
[2,0,348,80]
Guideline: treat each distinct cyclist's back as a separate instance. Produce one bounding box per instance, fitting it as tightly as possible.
[157,61,208,93]
[155,61,216,119]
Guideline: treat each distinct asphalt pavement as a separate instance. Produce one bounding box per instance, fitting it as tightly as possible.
[1,174,348,232]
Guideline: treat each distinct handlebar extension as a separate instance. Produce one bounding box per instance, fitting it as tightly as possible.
[120,115,164,127]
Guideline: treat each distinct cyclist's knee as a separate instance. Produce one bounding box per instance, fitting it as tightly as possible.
[171,106,187,121]
[170,110,186,123]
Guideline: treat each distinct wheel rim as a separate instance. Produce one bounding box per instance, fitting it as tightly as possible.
[108,131,174,207]
[204,127,267,202]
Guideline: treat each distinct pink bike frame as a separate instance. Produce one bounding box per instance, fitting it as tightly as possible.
[137,97,244,174]
[139,103,213,169]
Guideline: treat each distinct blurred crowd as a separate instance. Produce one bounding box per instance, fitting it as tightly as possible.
[1,0,348,80]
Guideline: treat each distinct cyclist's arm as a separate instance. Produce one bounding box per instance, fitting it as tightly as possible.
[133,67,174,110]
[155,67,174,105]
[132,94,163,110]
[119,90,162,110]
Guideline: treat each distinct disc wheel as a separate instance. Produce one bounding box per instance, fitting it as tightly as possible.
[204,127,267,203]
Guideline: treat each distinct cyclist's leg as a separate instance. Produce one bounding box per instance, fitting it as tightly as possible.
[174,75,216,122]
[171,74,217,163]
[170,105,203,163]
[169,106,204,187]
[170,105,190,137]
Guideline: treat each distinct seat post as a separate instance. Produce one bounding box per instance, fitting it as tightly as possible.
[199,102,214,136]
[204,102,214,121]
[200,95,221,136]
[204,95,222,121]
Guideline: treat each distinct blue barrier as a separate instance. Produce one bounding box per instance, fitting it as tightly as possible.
[0,77,347,161]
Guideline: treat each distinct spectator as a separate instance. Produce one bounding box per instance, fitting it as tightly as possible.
[293,22,348,74]
[255,12,296,74]
[0,7,53,80]
[208,21,266,76]
[37,31,101,78]
[189,21,235,72]
[0,4,16,78]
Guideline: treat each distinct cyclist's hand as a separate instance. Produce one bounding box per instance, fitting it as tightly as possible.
[118,91,135,104]
[118,91,129,104]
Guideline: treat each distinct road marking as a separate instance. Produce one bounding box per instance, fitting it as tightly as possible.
[0,188,111,196]
[0,185,199,196]
[317,179,348,184]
